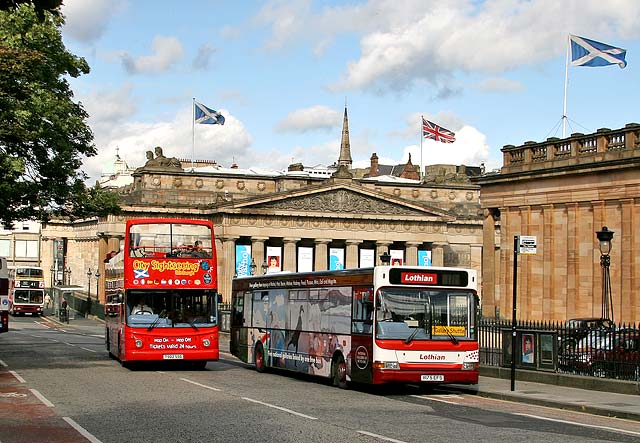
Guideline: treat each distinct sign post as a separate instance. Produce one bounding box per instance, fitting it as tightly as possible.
[511,235,537,391]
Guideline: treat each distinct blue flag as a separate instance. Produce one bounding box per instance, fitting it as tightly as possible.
[570,35,627,69]
[194,101,225,125]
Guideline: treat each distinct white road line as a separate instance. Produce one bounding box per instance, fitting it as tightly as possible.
[9,370,25,383]
[62,417,103,443]
[242,397,318,420]
[514,413,640,437]
[410,394,459,405]
[30,389,54,407]
[81,347,97,353]
[0,359,7,367]
[357,430,408,443]
[179,378,221,392]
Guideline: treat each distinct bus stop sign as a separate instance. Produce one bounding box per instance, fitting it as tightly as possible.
[518,236,537,255]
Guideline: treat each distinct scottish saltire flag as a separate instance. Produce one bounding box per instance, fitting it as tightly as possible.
[422,118,455,144]
[134,269,149,279]
[195,101,225,125]
[570,35,627,69]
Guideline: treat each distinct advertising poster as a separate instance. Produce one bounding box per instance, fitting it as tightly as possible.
[360,249,375,268]
[389,249,404,266]
[329,248,344,270]
[235,245,252,277]
[417,250,432,266]
[266,246,282,273]
[522,333,535,364]
[298,247,313,272]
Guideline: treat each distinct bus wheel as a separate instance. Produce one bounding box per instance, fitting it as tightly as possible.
[254,343,266,373]
[332,355,347,389]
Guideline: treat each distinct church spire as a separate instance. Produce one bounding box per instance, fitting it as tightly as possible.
[337,106,352,168]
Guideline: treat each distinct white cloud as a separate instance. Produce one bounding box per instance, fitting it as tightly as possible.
[476,77,524,93]
[275,105,342,133]
[121,36,184,74]
[61,0,124,43]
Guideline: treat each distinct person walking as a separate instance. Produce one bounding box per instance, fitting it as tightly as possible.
[44,293,52,310]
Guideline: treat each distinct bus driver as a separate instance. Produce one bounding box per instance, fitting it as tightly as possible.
[131,296,153,315]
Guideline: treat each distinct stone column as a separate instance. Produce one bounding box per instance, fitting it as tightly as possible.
[96,235,109,303]
[431,242,446,267]
[251,237,268,275]
[376,241,392,265]
[218,236,238,305]
[345,240,362,269]
[405,242,421,266]
[283,238,300,272]
[314,239,331,271]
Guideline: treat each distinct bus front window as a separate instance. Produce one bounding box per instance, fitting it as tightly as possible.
[376,289,476,341]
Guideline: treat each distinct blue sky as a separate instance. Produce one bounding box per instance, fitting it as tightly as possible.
[59,0,640,183]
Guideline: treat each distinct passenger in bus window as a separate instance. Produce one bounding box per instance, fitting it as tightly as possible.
[191,240,210,258]
[131,296,153,315]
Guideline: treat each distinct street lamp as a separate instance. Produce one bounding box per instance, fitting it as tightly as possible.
[49,265,55,288]
[380,252,391,265]
[261,261,268,275]
[596,226,614,322]
[250,258,257,276]
[94,270,100,301]
[87,268,92,300]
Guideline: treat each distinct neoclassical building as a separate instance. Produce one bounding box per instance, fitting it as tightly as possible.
[41,111,484,305]
[476,123,640,323]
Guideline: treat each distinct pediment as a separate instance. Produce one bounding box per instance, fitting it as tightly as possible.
[228,187,452,219]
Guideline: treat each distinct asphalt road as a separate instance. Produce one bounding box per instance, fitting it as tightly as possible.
[1,315,639,443]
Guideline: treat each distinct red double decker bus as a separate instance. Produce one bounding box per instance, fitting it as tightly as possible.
[104,218,220,369]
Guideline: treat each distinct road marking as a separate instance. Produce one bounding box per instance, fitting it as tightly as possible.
[63,417,103,443]
[30,389,54,407]
[515,413,640,437]
[242,397,317,420]
[81,347,97,353]
[410,394,460,405]
[9,370,25,383]
[0,392,27,398]
[179,378,221,392]
[357,430,408,443]
[0,359,7,367]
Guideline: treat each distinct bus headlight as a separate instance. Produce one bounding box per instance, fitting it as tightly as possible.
[462,362,478,371]
[135,339,143,348]
[202,338,211,347]
[373,361,400,370]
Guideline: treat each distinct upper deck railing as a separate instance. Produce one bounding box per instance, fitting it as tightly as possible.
[501,123,640,174]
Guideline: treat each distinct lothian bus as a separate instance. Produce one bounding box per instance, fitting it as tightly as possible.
[230,265,479,388]
[104,218,220,369]
[0,257,9,332]
[7,265,45,316]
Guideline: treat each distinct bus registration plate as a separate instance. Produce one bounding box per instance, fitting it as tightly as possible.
[421,375,444,382]
[163,354,184,360]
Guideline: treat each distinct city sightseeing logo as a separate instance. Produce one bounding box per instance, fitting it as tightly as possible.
[132,259,200,277]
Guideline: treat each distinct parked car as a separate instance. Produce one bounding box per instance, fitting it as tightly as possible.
[558,317,614,355]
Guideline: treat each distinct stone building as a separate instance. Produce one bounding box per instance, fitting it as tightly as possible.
[476,123,640,323]
[40,110,484,305]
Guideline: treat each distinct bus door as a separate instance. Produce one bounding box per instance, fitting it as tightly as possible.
[350,287,374,384]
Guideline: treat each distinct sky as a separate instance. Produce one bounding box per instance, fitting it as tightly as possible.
[58,0,640,183]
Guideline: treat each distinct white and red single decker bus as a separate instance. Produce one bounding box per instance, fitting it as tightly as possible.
[104,218,220,369]
[231,265,479,388]
[8,265,45,316]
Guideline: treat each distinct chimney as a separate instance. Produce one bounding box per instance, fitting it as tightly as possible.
[370,153,379,177]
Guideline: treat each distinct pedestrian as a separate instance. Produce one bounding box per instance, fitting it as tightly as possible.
[44,293,52,309]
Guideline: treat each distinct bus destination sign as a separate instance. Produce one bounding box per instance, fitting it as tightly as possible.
[399,272,437,285]
[390,268,469,287]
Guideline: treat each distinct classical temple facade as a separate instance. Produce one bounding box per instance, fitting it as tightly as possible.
[41,110,484,305]
[476,123,640,323]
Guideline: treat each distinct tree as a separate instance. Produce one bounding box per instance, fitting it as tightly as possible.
[0,2,120,227]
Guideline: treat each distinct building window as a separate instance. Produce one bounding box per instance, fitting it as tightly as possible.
[0,239,9,257]
[15,240,38,258]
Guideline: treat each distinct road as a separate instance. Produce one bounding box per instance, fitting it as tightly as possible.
[1,315,639,443]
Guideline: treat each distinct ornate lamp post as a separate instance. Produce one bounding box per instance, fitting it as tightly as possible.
[94,270,101,301]
[379,252,391,265]
[86,268,92,300]
[596,226,614,322]
[250,258,257,276]
[261,261,268,275]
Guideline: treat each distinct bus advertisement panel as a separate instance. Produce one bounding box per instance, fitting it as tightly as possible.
[0,257,9,332]
[105,218,220,368]
[8,266,45,316]
[231,266,479,388]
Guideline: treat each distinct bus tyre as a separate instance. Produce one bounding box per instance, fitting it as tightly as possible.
[254,343,266,373]
[332,354,347,389]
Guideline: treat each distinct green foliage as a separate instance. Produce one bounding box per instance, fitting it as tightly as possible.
[0,3,119,226]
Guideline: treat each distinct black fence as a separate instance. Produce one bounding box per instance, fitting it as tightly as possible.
[479,318,640,381]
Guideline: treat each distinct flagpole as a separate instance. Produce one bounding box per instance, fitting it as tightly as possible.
[420,116,424,182]
[192,97,195,171]
[562,35,570,138]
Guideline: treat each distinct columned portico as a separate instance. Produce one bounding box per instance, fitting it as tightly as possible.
[219,236,238,303]
[346,239,362,268]
[405,242,421,266]
[251,236,269,275]
[432,242,446,267]
[376,241,392,264]
[283,238,300,272]
[314,239,331,271]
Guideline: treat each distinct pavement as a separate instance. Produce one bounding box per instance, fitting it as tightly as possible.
[36,309,640,422]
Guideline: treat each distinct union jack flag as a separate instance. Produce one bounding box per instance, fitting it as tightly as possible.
[422,118,455,144]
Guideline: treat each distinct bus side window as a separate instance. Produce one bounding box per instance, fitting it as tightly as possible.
[352,287,373,334]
